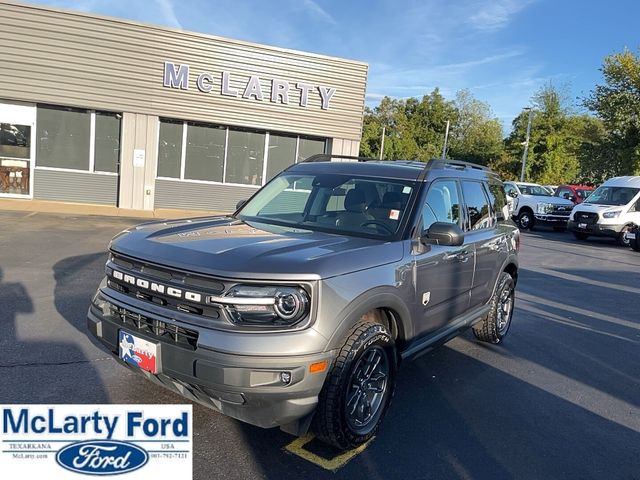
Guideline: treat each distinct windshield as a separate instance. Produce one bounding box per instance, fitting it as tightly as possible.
[576,189,593,199]
[585,186,639,206]
[516,184,551,196]
[237,172,416,239]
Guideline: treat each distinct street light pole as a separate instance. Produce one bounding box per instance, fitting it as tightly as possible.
[441,120,450,159]
[520,108,533,182]
[379,126,386,160]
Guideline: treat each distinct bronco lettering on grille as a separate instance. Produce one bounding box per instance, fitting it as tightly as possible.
[111,269,202,303]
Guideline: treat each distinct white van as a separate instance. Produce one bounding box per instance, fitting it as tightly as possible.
[568,176,640,246]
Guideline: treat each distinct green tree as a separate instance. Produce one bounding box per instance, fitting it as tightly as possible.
[359,89,457,161]
[502,83,589,184]
[584,48,640,176]
[448,89,503,165]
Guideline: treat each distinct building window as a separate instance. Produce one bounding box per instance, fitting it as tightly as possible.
[157,119,183,178]
[94,112,121,173]
[266,134,296,181]
[156,118,326,187]
[35,104,121,174]
[226,129,265,186]
[36,105,91,170]
[185,122,225,182]
[297,136,326,162]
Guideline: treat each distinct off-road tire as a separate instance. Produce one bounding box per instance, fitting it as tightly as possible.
[473,272,515,344]
[517,209,535,230]
[313,321,396,450]
[573,232,589,240]
[632,232,640,252]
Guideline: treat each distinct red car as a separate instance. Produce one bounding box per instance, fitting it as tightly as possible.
[554,184,594,205]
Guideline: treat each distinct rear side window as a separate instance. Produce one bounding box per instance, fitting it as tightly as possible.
[486,183,507,221]
[461,181,493,231]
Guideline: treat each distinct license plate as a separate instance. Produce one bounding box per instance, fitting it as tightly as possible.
[578,223,587,229]
[626,232,636,240]
[119,330,158,373]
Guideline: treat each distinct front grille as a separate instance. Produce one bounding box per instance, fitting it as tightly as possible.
[108,252,225,319]
[115,306,199,350]
[111,253,225,292]
[550,205,572,216]
[574,211,598,225]
[107,278,222,319]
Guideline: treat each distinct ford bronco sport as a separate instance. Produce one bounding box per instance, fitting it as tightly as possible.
[88,155,519,449]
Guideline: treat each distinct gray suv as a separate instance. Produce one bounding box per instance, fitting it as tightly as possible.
[88,156,519,449]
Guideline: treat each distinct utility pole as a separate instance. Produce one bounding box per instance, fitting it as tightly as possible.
[379,126,386,160]
[520,108,533,182]
[441,120,450,159]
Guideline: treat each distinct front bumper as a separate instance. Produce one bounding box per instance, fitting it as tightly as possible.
[568,220,626,238]
[532,213,570,225]
[87,292,334,430]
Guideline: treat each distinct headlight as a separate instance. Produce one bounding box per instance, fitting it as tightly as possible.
[602,210,621,219]
[208,285,310,327]
[536,202,554,214]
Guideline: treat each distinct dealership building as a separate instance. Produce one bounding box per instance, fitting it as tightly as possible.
[0,1,367,212]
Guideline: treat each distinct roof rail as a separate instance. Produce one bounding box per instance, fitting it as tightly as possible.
[424,159,491,171]
[302,154,490,172]
[302,154,381,163]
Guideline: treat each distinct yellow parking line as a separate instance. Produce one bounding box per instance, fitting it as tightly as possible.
[284,433,374,471]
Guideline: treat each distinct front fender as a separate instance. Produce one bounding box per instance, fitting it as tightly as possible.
[321,285,414,352]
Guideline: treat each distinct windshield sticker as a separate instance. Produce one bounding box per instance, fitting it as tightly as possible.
[389,209,400,220]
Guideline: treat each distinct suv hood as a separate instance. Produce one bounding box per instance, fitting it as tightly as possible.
[110,216,403,280]
[572,202,623,214]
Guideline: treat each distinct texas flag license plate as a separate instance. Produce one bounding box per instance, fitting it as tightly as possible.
[119,330,158,374]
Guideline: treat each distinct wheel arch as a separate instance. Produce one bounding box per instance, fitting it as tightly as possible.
[324,288,413,354]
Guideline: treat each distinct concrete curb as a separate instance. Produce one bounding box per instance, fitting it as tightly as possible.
[0,199,229,219]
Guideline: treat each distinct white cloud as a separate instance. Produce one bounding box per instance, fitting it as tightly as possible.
[301,0,337,26]
[155,0,182,29]
[467,0,536,31]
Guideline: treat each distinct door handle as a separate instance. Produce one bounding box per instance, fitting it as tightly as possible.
[444,251,471,263]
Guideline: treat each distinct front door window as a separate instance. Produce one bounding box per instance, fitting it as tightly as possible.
[0,123,31,196]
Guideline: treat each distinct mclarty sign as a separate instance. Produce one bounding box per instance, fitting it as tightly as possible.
[163,62,338,110]
[1,404,192,479]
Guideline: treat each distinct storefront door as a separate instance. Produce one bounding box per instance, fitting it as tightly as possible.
[0,102,36,198]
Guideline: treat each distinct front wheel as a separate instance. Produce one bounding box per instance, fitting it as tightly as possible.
[473,272,515,344]
[517,210,535,230]
[618,225,632,247]
[313,321,396,450]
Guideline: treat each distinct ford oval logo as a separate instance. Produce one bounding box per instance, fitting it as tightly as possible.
[56,440,149,475]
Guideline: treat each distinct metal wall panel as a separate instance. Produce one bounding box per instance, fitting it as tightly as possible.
[34,169,117,204]
[0,1,367,140]
[155,179,257,212]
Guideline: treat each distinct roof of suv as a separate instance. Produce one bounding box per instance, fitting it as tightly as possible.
[289,156,497,182]
[557,184,594,190]
[602,176,640,187]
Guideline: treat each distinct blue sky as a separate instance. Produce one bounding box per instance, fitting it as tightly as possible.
[36,0,640,130]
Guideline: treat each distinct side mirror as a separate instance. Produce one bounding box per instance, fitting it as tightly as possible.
[235,199,247,211]
[421,222,465,246]
[507,191,518,198]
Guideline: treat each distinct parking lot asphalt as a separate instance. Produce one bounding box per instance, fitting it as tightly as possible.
[1,210,639,480]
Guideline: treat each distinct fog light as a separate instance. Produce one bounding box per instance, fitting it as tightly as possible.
[280,372,291,385]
